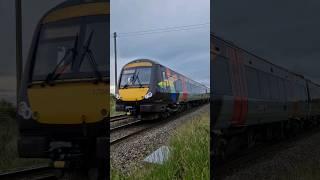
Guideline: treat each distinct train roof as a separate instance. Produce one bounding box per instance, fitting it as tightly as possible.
[211,33,320,86]
[40,0,109,24]
[50,0,109,11]
[124,59,209,90]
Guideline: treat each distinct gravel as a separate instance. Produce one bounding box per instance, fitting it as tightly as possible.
[110,104,209,174]
[222,128,320,180]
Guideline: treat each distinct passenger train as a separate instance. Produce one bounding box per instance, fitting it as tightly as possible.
[211,34,320,159]
[116,59,210,119]
[17,0,109,175]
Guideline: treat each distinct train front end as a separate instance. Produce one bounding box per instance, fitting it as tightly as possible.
[17,0,110,168]
[116,59,165,118]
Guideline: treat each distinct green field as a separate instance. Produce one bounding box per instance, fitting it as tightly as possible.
[111,112,210,180]
[0,100,47,172]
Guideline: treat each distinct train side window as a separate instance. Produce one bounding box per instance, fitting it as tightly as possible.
[162,71,166,81]
[269,75,280,100]
[285,81,293,101]
[293,84,299,101]
[278,78,286,101]
[245,66,260,99]
[175,79,183,93]
[212,56,232,95]
[258,72,271,99]
[301,85,307,101]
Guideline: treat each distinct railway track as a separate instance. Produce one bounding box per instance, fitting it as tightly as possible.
[110,114,128,122]
[0,166,56,180]
[110,104,207,145]
[110,120,143,132]
[110,124,154,145]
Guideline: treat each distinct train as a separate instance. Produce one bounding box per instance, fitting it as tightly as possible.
[17,0,109,176]
[116,59,210,119]
[211,34,320,159]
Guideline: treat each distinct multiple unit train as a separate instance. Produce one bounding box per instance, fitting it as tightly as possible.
[17,0,109,175]
[116,59,210,119]
[211,34,320,158]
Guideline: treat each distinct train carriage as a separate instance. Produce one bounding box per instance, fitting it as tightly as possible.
[17,0,109,172]
[116,59,209,119]
[211,33,320,158]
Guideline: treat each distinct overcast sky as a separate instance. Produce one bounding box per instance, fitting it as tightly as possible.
[213,0,320,84]
[110,0,210,93]
[0,0,64,103]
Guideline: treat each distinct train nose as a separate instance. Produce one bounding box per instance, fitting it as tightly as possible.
[118,87,150,101]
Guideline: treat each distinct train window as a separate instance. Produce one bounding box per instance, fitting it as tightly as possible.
[278,78,286,101]
[292,84,299,101]
[258,71,271,99]
[245,66,260,99]
[33,19,81,81]
[285,81,294,101]
[79,16,109,75]
[301,85,307,101]
[212,56,232,95]
[269,75,280,100]
[174,79,183,93]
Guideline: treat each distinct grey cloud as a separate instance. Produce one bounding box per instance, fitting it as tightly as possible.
[213,0,320,83]
[111,0,210,89]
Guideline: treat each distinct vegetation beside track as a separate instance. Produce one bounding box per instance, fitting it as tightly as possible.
[111,111,210,180]
[0,100,47,172]
[110,94,125,117]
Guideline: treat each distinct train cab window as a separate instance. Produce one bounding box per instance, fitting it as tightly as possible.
[32,16,109,82]
[79,16,109,76]
[245,66,260,99]
[32,19,81,81]
[212,56,232,95]
[120,67,152,88]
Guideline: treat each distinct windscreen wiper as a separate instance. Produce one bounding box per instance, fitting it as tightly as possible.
[79,30,102,83]
[133,71,143,88]
[45,34,79,85]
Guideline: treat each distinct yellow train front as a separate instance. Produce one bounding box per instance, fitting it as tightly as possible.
[116,59,209,119]
[17,0,109,170]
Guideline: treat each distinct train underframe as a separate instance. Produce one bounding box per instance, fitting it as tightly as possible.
[212,117,320,162]
[116,100,208,120]
[18,120,109,178]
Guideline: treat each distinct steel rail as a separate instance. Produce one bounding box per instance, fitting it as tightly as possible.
[110,114,128,122]
[110,120,142,132]
[110,125,153,145]
[0,166,56,180]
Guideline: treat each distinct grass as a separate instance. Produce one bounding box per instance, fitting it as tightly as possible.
[110,94,125,117]
[111,112,210,180]
[0,99,47,172]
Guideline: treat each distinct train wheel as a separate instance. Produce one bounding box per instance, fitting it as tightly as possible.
[160,111,170,119]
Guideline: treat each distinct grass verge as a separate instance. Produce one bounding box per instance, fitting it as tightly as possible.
[110,94,125,117]
[0,100,47,172]
[111,112,210,180]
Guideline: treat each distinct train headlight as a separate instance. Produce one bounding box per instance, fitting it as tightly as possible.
[144,92,153,99]
[18,101,32,119]
[116,94,121,100]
